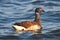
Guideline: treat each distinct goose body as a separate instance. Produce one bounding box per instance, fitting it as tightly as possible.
[12,7,45,33]
[13,21,41,32]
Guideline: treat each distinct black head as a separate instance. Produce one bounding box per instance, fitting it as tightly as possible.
[35,7,45,13]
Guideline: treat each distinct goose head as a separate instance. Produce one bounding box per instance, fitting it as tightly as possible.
[35,7,45,13]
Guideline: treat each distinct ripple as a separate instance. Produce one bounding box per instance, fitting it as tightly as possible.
[32,0,44,3]
[6,2,21,6]
[0,3,12,7]
[0,27,10,29]
[0,12,5,14]
[44,2,60,6]
[31,0,45,5]
[0,35,20,39]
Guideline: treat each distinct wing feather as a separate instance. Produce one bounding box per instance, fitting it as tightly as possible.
[14,21,37,28]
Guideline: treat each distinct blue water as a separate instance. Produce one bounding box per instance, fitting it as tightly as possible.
[0,0,60,40]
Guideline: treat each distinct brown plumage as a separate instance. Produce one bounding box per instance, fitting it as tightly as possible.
[14,21,37,28]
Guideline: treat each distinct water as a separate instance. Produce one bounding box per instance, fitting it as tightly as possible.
[0,0,60,40]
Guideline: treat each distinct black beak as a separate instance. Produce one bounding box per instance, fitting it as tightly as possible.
[42,10,45,12]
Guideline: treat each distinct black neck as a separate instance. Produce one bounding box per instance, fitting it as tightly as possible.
[35,12,42,27]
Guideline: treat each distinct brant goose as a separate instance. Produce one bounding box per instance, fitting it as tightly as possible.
[12,7,45,33]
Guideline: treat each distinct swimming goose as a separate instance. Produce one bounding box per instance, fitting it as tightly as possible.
[12,7,45,33]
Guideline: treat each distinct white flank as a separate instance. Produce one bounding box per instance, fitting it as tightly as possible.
[13,25,26,31]
[27,25,40,31]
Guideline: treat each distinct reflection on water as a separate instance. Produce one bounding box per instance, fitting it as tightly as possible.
[0,0,60,40]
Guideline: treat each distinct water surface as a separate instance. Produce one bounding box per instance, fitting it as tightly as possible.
[0,0,60,40]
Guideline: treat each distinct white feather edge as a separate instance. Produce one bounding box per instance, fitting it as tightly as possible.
[12,25,26,30]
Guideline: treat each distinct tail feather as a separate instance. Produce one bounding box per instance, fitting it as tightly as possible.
[12,25,26,31]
